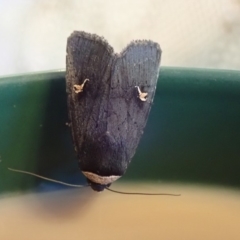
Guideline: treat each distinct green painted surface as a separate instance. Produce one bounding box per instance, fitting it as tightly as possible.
[0,67,240,194]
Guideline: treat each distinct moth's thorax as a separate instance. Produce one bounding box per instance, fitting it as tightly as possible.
[82,171,121,185]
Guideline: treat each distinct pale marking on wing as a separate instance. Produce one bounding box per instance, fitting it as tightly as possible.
[82,171,121,185]
[73,79,89,93]
[135,86,148,101]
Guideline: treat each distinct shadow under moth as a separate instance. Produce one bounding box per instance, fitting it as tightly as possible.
[66,31,161,192]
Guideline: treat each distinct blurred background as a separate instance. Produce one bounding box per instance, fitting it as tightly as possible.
[0,0,240,76]
[1,1,240,240]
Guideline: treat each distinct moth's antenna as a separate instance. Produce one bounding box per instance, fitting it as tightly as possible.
[106,187,181,196]
[8,168,89,188]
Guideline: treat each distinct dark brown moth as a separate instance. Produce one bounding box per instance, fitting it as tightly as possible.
[66,31,161,192]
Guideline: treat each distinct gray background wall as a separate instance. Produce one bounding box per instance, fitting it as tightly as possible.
[1,0,240,76]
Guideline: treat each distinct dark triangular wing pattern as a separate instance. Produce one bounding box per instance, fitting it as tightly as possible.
[107,41,161,161]
[66,31,114,157]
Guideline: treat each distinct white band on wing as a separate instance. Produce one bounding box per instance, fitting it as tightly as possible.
[82,171,121,185]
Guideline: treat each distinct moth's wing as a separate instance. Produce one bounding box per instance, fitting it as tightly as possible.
[108,41,161,161]
[66,31,114,154]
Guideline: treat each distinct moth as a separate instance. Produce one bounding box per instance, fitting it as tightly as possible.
[66,31,161,192]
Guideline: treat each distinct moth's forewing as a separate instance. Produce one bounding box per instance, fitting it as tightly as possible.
[66,31,161,182]
[66,31,115,175]
[108,41,161,163]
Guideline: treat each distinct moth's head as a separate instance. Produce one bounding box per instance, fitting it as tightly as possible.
[82,171,121,192]
[86,179,111,192]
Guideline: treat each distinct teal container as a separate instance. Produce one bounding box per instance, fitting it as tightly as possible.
[0,67,240,194]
